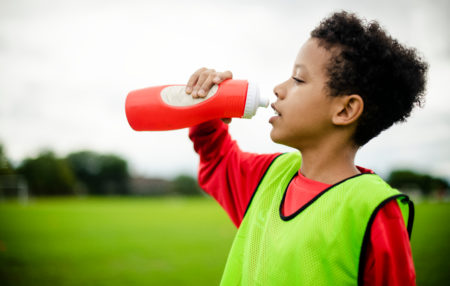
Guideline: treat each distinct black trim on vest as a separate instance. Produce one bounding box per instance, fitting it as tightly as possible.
[242,153,285,219]
[404,197,415,239]
[279,172,370,221]
[357,194,414,286]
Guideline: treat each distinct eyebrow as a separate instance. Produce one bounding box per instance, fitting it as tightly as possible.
[294,63,309,75]
[294,63,307,70]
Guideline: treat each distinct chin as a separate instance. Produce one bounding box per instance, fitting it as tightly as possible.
[269,129,279,143]
[270,129,285,145]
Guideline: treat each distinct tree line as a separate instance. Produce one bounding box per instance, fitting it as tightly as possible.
[0,143,448,198]
[0,144,202,197]
[387,169,448,197]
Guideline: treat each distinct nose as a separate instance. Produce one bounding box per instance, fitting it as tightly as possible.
[273,82,284,99]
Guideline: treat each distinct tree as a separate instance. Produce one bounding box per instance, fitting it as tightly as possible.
[66,151,130,195]
[0,144,17,197]
[0,144,14,176]
[96,153,130,195]
[170,175,203,196]
[17,151,76,196]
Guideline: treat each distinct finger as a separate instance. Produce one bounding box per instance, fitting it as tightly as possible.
[198,74,217,98]
[186,67,207,94]
[193,69,214,98]
[221,118,232,124]
[213,70,233,84]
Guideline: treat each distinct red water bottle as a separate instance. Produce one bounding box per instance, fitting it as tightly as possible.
[125,79,269,131]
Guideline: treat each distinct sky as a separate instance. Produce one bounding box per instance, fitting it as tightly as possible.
[0,0,449,180]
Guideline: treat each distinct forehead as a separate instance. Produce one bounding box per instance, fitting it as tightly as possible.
[293,38,333,75]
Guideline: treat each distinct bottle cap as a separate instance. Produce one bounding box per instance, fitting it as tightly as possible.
[243,81,268,118]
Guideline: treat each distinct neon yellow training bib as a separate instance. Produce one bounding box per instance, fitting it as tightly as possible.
[220,152,413,286]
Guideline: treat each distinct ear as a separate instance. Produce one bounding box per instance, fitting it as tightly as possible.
[331,94,364,126]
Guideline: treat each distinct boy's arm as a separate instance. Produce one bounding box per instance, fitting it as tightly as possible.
[189,119,280,227]
[185,67,281,227]
[363,200,416,286]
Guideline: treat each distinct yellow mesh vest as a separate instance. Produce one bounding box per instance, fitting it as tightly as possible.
[220,152,413,286]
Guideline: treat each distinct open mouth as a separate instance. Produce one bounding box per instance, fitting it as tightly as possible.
[271,103,281,116]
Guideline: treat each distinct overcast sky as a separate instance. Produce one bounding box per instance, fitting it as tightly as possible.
[1,0,449,180]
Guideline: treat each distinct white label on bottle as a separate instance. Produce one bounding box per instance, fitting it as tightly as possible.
[160,85,218,106]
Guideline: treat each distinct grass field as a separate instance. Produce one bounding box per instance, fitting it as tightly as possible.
[0,197,449,285]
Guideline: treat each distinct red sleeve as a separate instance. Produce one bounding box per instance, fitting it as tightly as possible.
[363,200,416,286]
[189,119,281,227]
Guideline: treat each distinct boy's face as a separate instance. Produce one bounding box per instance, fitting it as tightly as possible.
[270,38,340,150]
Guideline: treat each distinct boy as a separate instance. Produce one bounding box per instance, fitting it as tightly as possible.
[185,11,427,285]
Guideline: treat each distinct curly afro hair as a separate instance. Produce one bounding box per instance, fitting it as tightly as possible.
[311,11,428,146]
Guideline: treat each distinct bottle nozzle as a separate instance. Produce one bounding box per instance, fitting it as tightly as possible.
[259,95,269,108]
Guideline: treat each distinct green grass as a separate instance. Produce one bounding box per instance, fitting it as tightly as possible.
[410,201,450,285]
[0,197,449,285]
[0,197,236,286]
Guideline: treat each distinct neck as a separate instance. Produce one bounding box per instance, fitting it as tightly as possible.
[297,138,360,185]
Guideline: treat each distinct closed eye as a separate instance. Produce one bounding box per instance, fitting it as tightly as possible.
[292,77,304,84]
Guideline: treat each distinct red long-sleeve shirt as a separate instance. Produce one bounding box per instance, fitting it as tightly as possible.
[189,119,416,286]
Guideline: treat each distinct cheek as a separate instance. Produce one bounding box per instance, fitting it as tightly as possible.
[285,96,315,119]
[288,98,330,130]
[294,90,329,118]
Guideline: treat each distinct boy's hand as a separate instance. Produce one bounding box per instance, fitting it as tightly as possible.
[185,67,233,124]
